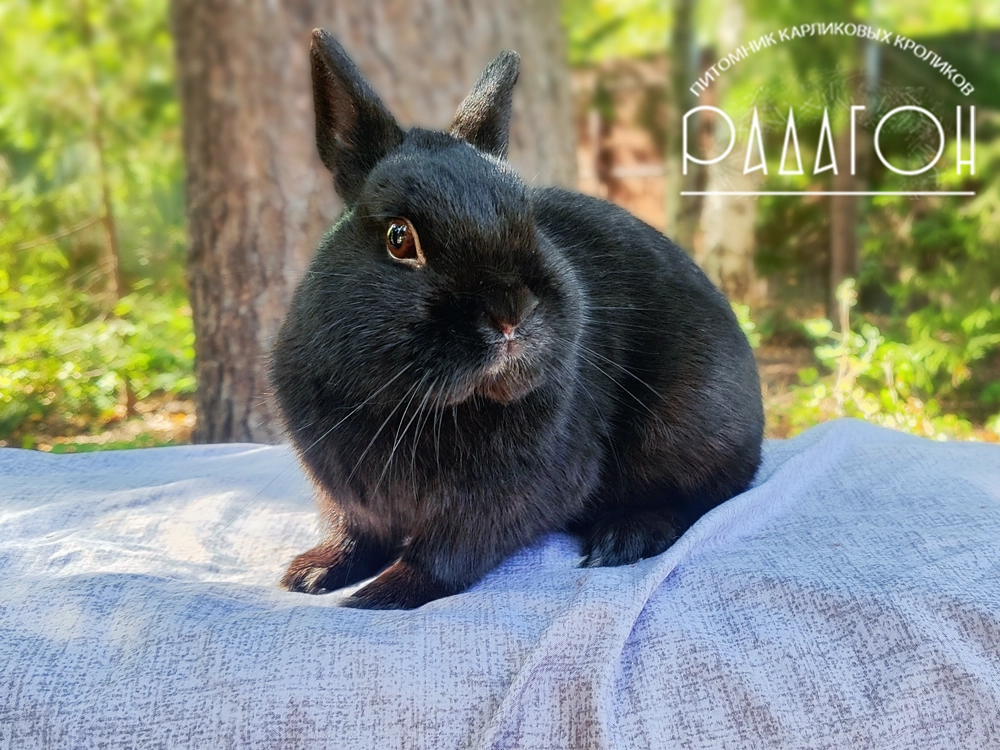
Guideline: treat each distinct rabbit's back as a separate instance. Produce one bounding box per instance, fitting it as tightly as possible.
[531,187,763,520]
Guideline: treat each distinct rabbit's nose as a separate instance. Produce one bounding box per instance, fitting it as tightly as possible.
[489,291,539,337]
[488,316,520,340]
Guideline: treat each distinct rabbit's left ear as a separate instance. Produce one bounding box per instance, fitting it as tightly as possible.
[449,50,520,158]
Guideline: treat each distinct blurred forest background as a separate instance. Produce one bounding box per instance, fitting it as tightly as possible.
[2,0,1000,452]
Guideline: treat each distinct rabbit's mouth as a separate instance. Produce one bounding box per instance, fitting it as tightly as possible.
[481,337,525,374]
[435,346,541,407]
[476,366,539,404]
[475,337,541,403]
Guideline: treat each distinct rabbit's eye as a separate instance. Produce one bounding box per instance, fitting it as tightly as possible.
[386,218,424,267]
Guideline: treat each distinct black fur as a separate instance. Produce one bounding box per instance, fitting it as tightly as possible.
[273,30,764,609]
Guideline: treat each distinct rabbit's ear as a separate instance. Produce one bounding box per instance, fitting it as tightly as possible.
[311,29,403,204]
[449,50,520,158]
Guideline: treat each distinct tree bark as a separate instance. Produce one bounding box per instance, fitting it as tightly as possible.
[171,0,576,443]
[828,126,858,321]
[664,0,698,245]
[693,0,760,303]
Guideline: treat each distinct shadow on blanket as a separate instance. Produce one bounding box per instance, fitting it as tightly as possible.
[1,418,998,749]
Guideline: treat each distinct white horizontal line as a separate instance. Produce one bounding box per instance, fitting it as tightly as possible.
[681,191,976,196]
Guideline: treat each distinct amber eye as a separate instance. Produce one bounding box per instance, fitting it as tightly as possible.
[385,218,424,266]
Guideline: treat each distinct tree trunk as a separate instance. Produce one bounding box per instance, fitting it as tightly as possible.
[664,0,698,245]
[697,169,761,302]
[828,10,864,322]
[828,126,858,320]
[171,0,576,443]
[694,0,760,303]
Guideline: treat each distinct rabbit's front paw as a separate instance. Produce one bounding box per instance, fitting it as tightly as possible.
[281,536,392,594]
[341,560,455,610]
[580,509,680,568]
[281,544,348,594]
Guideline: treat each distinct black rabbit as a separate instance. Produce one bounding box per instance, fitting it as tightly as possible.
[271,29,764,609]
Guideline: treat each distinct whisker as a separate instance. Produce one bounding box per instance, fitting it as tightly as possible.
[372,375,431,495]
[433,395,444,478]
[410,377,439,476]
[578,380,623,476]
[211,363,415,536]
[580,355,664,426]
[586,306,661,312]
[348,379,422,484]
[407,378,439,498]
[578,344,660,397]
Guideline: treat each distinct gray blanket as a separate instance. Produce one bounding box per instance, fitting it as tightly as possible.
[1,419,998,748]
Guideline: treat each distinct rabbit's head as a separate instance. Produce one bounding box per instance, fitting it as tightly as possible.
[287,30,584,410]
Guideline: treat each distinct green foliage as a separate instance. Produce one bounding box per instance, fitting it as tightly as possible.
[0,0,184,286]
[771,280,998,441]
[2,0,998,450]
[0,0,190,446]
[732,302,762,349]
[0,268,194,441]
[728,6,1000,434]
[756,127,1000,420]
[45,433,185,453]
[563,0,667,64]
[857,130,1000,401]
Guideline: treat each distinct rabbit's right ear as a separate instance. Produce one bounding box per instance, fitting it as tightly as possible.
[310,29,403,204]
[450,50,520,158]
